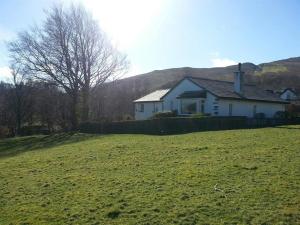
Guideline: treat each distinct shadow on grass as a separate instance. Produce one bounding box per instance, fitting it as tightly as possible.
[0,133,98,158]
[274,125,300,130]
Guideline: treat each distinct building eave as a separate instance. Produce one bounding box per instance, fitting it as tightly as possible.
[218,96,290,104]
[134,100,163,103]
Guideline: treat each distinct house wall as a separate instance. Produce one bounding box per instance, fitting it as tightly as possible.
[218,99,285,118]
[163,79,202,113]
[135,102,163,120]
[134,78,286,120]
[280,90,298,100]
[205,92,218,115]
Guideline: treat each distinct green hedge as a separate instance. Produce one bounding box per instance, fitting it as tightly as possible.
[79,117,249,135]
[151,111,177,119]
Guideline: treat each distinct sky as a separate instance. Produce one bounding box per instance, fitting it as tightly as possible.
[0,0,300,81]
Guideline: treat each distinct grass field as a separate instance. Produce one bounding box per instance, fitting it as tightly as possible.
[0,126,299,225]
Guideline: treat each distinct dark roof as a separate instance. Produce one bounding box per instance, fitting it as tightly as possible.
[177,90,207,99]
[187,77,288,104]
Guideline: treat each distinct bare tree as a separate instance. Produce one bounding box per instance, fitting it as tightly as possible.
[8,4,128,129]
[11,65,25,134]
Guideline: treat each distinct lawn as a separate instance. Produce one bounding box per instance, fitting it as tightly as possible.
[0,126,299,225]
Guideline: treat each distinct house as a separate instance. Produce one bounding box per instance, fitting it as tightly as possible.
[278,88,300,115]
[134,64,289,120]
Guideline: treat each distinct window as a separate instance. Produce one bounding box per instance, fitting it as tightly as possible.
[181,99,197,114]
[229,103,233,116]
[286,93,291,101]
[139,103,144,112]
[153,103,158,112]
[200,100,205,113]
[170,101,174,110]
[253,105,257,116]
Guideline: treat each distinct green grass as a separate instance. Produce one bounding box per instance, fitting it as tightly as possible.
[0,126,299,225]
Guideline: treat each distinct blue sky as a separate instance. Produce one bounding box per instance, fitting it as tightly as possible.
[0,0,300,81]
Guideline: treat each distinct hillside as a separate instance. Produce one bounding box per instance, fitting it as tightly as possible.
[0,126,299,224]
[92,57,300,120]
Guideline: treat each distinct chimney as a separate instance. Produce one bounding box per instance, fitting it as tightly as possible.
[234,63,244,95]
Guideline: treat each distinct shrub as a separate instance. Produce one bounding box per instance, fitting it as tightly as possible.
[191,113,210,118]
[19,126,50,136]
[0,126,12,139]
[274,111,288,119]
[274,110,299,119]
[152,111,177,119]
[254,113,265,119]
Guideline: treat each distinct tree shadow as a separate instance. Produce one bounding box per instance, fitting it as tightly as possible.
[274,125,300,130]
[0,133,99,158]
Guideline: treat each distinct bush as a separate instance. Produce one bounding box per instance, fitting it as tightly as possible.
[19,126,50,136]
[191,113,210,118]
[152,111,177,119]
[274,110,299,119]
[274,111,288,119]
[0,126,12,139]
[254,113,265,119]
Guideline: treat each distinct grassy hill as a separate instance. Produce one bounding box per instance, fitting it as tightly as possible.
[95,57,300,120]
[0,126,299,224]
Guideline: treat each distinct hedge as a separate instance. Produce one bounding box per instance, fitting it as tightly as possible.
[79,117,300,135]
[79,117,246,135]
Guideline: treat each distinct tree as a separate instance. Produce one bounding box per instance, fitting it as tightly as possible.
[10,65,33,134]
[8,4,128,130]
[0,82,15,137]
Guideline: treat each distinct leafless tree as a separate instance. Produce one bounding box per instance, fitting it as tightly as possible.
[11,65,25,134]
[8,4,128,129]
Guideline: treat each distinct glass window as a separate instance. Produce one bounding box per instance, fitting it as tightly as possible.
[139,103,144,112]
[201,100,205,113]
[181,99,197,114]
[153,103,158,112]
[229,103,233,116]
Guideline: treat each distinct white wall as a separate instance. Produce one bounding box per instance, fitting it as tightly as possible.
[218,99,285,118]
[205,92,218,115]
[163,79,201,113]
[135,102,163,120]
[134,78,286,120]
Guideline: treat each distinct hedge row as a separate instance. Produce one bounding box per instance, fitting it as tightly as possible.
[79,117,243,135]
[79,117,300,135]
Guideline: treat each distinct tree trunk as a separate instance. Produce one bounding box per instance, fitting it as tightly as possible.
[16,107,21,135]
[70,92,79,131]
[81,86,90,122]
[15,88,22,135]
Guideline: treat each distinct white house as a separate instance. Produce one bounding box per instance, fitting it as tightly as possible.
[134,64,289,120]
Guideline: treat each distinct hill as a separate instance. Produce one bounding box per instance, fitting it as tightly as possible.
[0,126,299,224]
[92,57,300,120]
